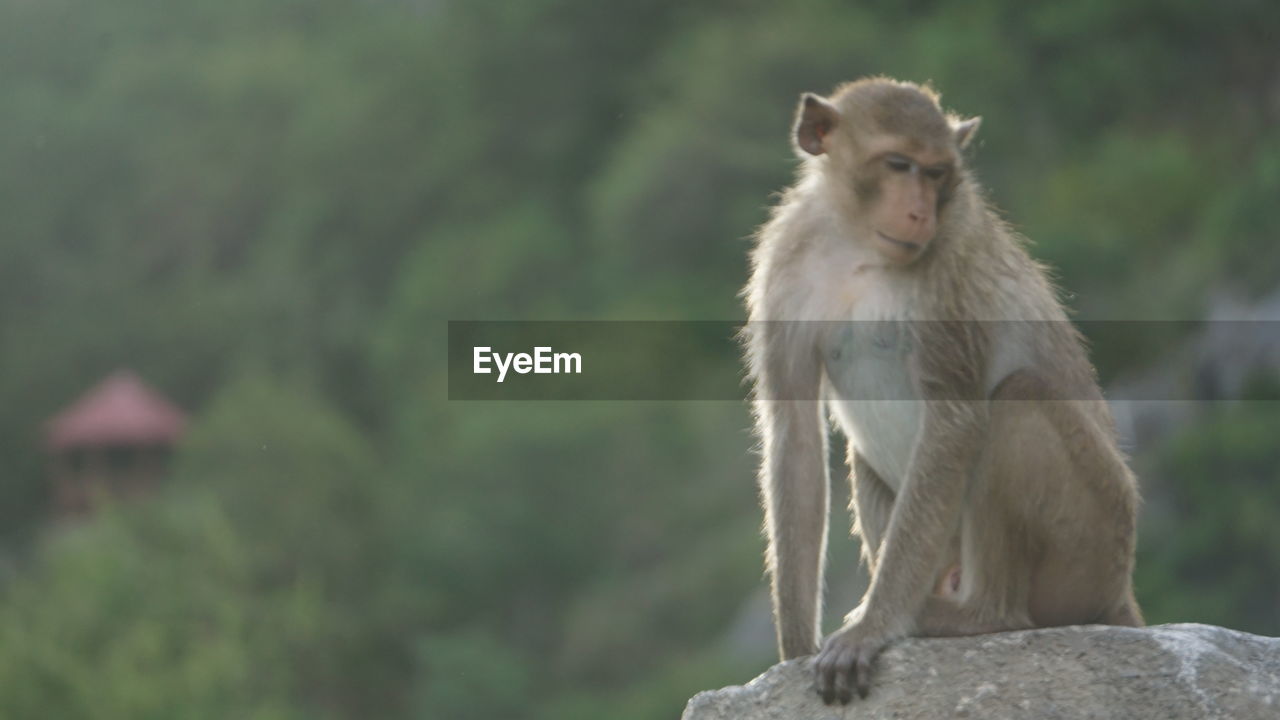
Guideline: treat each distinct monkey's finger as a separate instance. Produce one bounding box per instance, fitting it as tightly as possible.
[814,650,838,705]
[831,646,857,704]
[854,650,874,699]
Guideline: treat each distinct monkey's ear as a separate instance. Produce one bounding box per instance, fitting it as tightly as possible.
[794,93,839,156]
[953,116,981,149]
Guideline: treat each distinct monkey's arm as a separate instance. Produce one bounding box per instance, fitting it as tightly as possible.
[850,453,895,576]
[815,399,985,701]
[748,321,829,660]
[815,324,988,702]
[859,398,985,631]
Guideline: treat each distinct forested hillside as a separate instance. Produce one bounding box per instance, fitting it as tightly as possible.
[0,1,1276,717]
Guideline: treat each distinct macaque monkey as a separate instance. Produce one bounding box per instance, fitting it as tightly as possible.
[741,77,1142,705]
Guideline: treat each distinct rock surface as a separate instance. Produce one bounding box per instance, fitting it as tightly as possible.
[682,624,1280,720]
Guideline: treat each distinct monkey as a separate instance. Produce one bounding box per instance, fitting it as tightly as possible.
[740,77,1142,705]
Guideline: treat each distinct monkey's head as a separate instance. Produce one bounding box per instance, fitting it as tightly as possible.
[793,78,980,265]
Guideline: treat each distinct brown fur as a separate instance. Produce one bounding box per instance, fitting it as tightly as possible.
[741,77,1142,705]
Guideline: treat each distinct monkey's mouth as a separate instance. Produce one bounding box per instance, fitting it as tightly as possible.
[876,232,921,253]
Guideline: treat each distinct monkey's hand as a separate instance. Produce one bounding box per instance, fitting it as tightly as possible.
[813,619,895,704]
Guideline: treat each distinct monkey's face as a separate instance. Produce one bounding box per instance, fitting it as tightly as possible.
[856,142,955,265]
[792,82,980,266]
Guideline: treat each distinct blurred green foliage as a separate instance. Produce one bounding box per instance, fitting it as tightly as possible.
[1139,398,1280,636]
[0,497,314,719]
[0,0,1277,717]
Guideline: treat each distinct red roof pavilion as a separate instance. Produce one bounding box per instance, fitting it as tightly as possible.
[46,370,187,451]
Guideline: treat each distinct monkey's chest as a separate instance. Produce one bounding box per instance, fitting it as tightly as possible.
[822,320,923,492]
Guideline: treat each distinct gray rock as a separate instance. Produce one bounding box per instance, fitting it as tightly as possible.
[682,624,1280,720]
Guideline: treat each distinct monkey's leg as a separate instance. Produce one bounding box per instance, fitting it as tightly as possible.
[918,370,1143,636]
[912,450,1037,638]
[914,373,1058,637]
[915,596,1029,636]
[1103,589,1145,627]
[849,450,895,576]
[1012,392,1143,628]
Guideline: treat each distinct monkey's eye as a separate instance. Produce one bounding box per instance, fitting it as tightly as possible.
[885,157,911,173]
[923,167,949,181]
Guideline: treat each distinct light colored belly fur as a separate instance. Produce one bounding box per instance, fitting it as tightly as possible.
[823,319,922,492]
